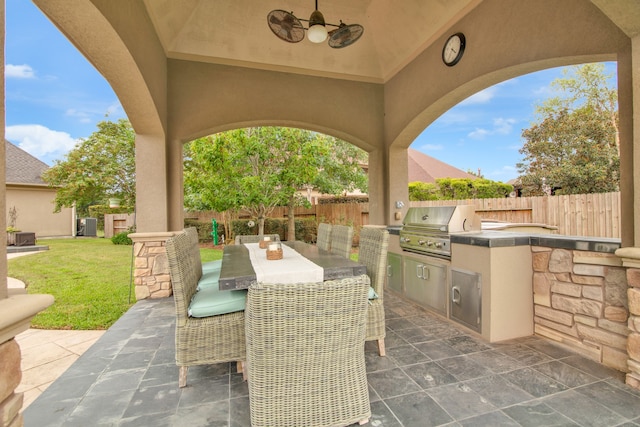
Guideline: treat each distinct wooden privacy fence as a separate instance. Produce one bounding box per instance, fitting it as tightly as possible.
[188,203,370,230]
[104,213,136,238]
[411,191,621,239]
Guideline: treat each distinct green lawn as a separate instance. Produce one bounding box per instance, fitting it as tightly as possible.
[8,238,222,330]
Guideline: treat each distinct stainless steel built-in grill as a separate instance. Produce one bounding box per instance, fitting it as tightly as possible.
[399,205,481,259]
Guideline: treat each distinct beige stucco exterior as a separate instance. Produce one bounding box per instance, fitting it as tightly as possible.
[6,184,74,238]
[1,0,640,400]
[0,2,636,293]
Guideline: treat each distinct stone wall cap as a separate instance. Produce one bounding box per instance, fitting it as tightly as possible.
[616,247,640,260]
[0,294,55,344]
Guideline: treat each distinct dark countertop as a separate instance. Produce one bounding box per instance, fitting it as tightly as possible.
[451,231,620,253]
[387,226,621,254]
[450,231,532,248]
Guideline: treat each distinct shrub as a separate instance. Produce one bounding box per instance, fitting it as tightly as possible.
[111,231,133,245]
[231,218,317,242]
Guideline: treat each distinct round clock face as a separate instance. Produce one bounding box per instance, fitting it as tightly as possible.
[442,33,466,66]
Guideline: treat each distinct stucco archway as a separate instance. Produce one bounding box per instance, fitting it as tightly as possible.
[3,0,640,401]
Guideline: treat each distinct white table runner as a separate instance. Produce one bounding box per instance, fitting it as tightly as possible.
[245,243,324,284]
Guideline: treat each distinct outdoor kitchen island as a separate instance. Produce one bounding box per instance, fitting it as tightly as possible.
[388,214,627,367]
[387,224,534,343]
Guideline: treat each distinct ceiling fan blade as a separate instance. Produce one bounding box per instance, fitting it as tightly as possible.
[267,10,304,43]
[328,23,364,48]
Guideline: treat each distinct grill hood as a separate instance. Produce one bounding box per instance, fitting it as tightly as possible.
[402,205,481,234]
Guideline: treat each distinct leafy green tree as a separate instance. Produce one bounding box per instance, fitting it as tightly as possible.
[517,63,619,195]
[184,128,285,236]
[184,127,368,240]
[42,119,135,216]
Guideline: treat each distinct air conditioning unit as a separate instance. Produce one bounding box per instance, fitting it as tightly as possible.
[77,218,97,237]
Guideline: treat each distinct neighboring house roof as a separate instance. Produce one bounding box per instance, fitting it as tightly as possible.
[5,140,49,185]
[407,148,477,183]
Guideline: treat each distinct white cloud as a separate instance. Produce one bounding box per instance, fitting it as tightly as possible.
[460,87,497,105]
[486,165,518,179]
[533,85,553,97]
[493,118,516,134]
[468,118,516,139]
[106,102,123,117]
[6,64,35,79]
[468,128,489,139]
[6,124,79,162]
[66,108,93,123]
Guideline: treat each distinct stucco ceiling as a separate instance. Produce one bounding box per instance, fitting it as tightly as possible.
[142,0,480,83]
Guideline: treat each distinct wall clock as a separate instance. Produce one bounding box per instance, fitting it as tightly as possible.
[442,33,466,66]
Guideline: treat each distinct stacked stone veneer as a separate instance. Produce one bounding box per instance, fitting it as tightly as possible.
[532,246,630,374]
[0,339,23,427]
[628,267,640,389]
[616,248,640,390]
[131,233,175,300]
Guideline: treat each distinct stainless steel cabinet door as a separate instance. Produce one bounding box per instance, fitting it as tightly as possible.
[450,268,482,333]
[386,253,403,293]
[403,257,448,315]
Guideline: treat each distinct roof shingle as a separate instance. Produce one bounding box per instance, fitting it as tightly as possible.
[407,148,477,183]
[5,140,49,185]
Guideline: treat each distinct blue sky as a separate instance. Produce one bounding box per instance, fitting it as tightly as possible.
[5,1,616,183]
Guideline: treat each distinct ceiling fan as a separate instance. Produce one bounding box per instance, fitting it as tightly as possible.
[267,0,364,49]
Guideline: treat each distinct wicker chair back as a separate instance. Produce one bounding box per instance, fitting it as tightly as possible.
[329,224,353,259]
[246,274,371,427]
[358,226,390,355]
[316,223,332,251]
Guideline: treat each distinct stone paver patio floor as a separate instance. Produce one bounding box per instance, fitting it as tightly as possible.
[24,292,640,426]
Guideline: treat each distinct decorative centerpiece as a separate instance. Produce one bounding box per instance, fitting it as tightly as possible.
[259,235,272,249]
[266,242,283,260]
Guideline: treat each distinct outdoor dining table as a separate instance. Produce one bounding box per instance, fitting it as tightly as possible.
[218,240,367,291]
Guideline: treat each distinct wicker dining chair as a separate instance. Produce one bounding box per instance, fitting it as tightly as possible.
[245,275,371,427]
[329,224,353,259]
[316,222,332,251]
[234,234,280,244]
[359,226,390,357]
[166,230,246,387]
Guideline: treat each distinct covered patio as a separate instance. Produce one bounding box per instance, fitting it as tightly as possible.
[2,1,640,425]
[23,293,640,426]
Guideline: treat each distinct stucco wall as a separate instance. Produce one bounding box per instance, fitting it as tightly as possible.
[5,185,73,238]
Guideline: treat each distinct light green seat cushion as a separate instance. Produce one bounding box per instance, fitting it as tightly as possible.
[188,288,247,317]
[368,287,378,300]
[197,269,221,291]
[202,259,222,274]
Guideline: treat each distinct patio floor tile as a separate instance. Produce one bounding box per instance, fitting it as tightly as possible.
[23,294,640,426]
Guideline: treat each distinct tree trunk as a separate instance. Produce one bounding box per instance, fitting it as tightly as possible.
[287,196,296,241]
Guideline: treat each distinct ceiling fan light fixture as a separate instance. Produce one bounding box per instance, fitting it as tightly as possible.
[307,10,327,43]
[267,1,362,48]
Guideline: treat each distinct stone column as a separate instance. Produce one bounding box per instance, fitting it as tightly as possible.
[616,247,640,390]
[130,232,176,300]
[0,294,54,427]
[0,339,22,427]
